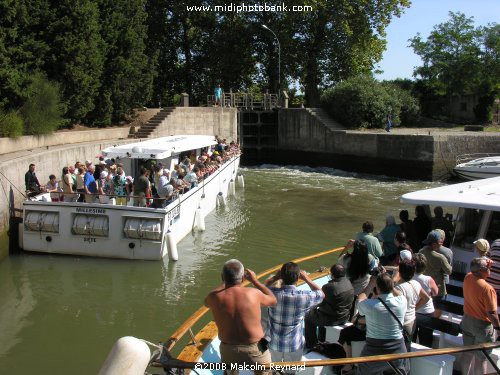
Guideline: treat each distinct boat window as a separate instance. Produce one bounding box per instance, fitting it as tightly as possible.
[485,211,500,243]
[452,208,484,251]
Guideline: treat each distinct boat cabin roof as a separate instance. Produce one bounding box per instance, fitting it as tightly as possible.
[102,135,217,159]
[401,176,500,211]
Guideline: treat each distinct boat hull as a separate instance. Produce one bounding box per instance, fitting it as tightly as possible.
[20,156,240,260]
[453,166,500,181]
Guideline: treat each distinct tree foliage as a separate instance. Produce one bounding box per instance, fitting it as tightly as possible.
[0,0,414,130]
[410,12,499,121]
[88,0,153,124]
[321,75,419,129]
[288,0,411,106]
[43,0,104,122]
[0,109,24,138]
[21,73,64,135]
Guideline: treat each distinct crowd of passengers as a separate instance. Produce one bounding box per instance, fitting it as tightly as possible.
[24,137,240,208]
[205,207,500,375]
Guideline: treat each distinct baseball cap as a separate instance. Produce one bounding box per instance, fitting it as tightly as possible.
[400,250,412,262]
[423,230,441,245]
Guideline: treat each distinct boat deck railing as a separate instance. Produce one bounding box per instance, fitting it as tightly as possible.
[151,342,500,374]
[456,152,500,165]
[26,153,242,209]
[159,246,500,374]
[164,246,343,353]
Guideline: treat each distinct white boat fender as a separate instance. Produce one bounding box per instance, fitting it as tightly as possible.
[196,207,206,231]
[98,336,150,375]
[216,192,226,207]
[229,180,235,196]
[167,230,178,261]
[237,174,244,188]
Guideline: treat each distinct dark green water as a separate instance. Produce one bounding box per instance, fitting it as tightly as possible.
[0,166,437,374]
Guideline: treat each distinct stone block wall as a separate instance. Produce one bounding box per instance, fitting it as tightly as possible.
[150,107,238,142]
[277,109,500,181]
[0,128,129,156]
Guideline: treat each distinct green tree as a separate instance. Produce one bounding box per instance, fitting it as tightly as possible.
[410,12,499,121]
[0,0,50,109]
[43,0,104,122]
[0,109,24,138]
[21,73,64,135]
[288,0,411,106]
[321,74,419,129]
[92,0,153,124]
[410,12,484,97]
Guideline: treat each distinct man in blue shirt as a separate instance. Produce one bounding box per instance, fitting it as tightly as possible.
[264,262,324,370]
[83,164,98,203]
[357,273,408,374]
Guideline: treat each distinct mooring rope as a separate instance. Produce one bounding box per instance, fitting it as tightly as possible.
[0,169,27,198]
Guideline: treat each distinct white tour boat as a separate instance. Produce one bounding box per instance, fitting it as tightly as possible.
[20,135,241,260]
[453,154,500,181]
[401,176,500,274]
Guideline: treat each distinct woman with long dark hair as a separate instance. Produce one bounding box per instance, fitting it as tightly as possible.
[339,239,377,295]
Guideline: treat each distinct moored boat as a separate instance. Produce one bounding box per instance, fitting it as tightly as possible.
[453,154,500,181]
[20,135,241,260]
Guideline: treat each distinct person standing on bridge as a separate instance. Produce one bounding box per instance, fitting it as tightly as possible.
[214,83,222,106]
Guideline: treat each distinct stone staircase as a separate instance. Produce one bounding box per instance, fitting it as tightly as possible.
[130,107,175,139]
[306,108,344,131]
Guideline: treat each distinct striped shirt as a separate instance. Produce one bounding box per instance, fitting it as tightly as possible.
[268,285,323,352]
[487,239,500,292]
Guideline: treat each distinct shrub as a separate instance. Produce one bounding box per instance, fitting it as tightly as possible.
[0,110,24,138]
[21,73,65,135]
[321,75,420,129]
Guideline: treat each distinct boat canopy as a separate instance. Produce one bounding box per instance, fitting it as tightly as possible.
[103,135,217,159]
[401,176,500,211]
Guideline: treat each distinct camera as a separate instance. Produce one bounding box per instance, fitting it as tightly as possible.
[369,266,385,277]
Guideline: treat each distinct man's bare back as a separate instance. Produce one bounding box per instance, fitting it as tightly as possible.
[205,268,276,345]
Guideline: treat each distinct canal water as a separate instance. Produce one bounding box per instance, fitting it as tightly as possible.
[0,166,437,374]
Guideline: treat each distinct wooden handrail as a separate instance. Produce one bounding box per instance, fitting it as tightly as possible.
[166,246,343,351]
[153,342,500,369]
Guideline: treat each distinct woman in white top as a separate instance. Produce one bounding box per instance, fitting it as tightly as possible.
[394,259,430,336]
[411,253,440,346]
[413,253,438,314]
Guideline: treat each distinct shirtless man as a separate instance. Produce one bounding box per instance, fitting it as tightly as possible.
[205,259,277,375]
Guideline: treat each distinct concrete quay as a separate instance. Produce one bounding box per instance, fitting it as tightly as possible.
[244,109,500,181]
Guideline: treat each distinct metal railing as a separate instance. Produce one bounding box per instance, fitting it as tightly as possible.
[207,92,279,110]
[154,246,500,374]
[151,342,500,374]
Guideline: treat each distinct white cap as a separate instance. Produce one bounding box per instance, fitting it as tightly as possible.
[400,250,412,262]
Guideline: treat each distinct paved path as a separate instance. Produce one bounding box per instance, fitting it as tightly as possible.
[351,127,500,136]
